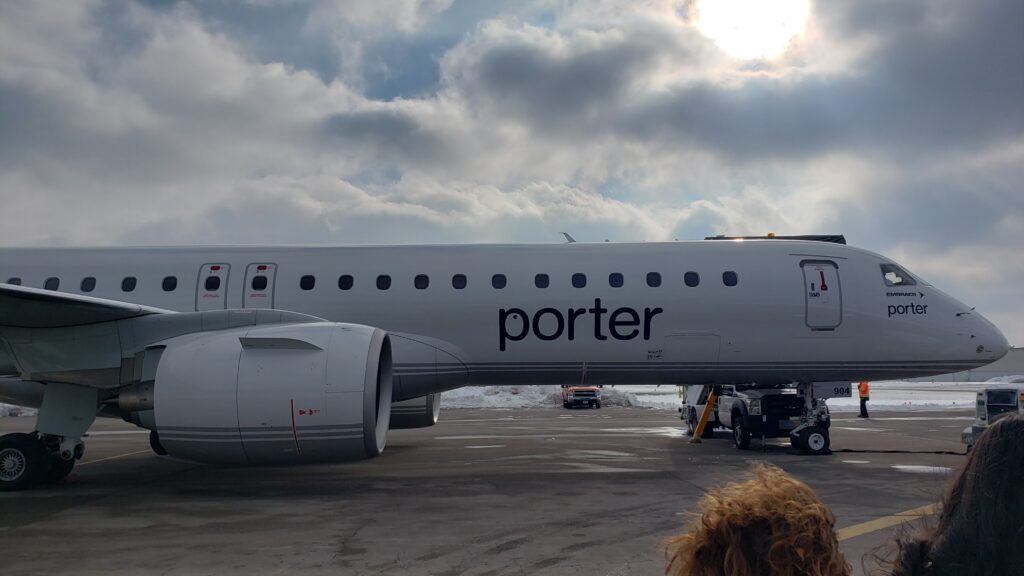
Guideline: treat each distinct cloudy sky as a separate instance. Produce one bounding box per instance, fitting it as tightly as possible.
[0,0,1021,343]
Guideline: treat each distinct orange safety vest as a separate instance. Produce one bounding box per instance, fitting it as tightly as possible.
[858,382,870,398]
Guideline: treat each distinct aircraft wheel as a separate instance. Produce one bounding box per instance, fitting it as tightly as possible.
[732,418,751,450]
[42,457,75,484]
[798,426,830,456]
[0,433,47,491]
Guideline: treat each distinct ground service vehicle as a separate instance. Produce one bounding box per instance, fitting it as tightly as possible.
[962,384,1024,448]
[562,385,601,409]
[680,382,848,455]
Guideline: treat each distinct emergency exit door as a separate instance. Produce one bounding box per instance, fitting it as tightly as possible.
[243,263,277,309]
[801,261,841,329]
[195,263,230,311]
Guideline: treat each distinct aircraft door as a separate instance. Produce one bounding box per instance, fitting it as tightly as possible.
[802,261,842,329]
[243,263,277,309]
[195,263,230,311]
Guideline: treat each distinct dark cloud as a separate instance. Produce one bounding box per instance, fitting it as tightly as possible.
[444,20,712,137]
[468,37,656,129]
[320,109,453,167]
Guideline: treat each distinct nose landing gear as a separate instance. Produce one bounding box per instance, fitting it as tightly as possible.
[788,382,834,456]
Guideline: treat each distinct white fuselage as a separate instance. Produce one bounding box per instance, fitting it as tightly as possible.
[0,240,1009,387]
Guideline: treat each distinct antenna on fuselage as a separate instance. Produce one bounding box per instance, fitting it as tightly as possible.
[561,232,577,243]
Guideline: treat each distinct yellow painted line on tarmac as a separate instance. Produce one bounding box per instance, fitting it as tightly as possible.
[77,449,151,467]
[837,503,939,541]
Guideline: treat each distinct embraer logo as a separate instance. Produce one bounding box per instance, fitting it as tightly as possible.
[499,298,663,351]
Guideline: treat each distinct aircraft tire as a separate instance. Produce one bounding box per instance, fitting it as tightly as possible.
[0,433,48,491]
[798,426,830,456]
[42,457,75,484]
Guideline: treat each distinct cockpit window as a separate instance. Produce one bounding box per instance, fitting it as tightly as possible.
[880,264,917,287]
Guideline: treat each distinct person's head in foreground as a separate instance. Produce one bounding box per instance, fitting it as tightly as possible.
[887,414,1024,576]
[665,463,851,576]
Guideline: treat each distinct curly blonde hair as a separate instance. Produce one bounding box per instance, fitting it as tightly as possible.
[665,463,851,576]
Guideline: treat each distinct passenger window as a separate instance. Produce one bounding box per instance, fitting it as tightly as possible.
[880,264,916,287]
[299,275,315,290]
[572,273,587,288]
[121,276,137,292]
[80,277,96,292]
[250,276,267,291]
[376,275,391,290]
[535,274,549,289]
[203,276,219,292]
[44,277,60,291]
[338,275,354,290]
[722,271,738,287]
[684,271,700,287]
[452,274,467,290]
[414,274,429,290]
[163,276,178,292]
[609,273,623,288]
[492,274,507,289]
[646,272,661,287]
[6,277,21,285]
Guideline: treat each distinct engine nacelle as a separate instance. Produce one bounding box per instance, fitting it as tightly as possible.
[389,393,441,429]
[134,322,392,465]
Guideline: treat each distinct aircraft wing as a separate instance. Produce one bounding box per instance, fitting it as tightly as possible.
[0,283,171,329]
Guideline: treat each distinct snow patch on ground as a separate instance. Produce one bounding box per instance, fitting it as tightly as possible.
[0,404,36,418]
[986,375,1024,384]
[440,386,564,409]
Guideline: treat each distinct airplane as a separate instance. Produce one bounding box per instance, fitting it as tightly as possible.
[0,235,1009,490]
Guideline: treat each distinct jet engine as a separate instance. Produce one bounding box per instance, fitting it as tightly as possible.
[120,322,392,465]
[389,393,441,429]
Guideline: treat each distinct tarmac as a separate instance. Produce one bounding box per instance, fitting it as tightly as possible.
[0,406,972,576]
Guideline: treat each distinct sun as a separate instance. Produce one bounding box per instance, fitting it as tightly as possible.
[696,0,810,60]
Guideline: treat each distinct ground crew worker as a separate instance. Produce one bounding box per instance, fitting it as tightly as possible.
[858,381,870,418]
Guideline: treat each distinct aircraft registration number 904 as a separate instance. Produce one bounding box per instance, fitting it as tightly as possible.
[812,382,852,399]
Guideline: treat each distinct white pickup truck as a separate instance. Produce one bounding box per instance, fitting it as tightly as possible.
[680,383,843,455]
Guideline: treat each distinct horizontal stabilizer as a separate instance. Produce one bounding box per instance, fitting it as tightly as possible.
[0,283,171,329]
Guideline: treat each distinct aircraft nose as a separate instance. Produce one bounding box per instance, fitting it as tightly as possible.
[977,314,1010,362]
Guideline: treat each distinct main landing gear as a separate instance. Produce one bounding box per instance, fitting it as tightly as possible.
[0,432,84,491]
[1,382,98,491]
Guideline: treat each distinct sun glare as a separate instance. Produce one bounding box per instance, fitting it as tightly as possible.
[696,0,810,60]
